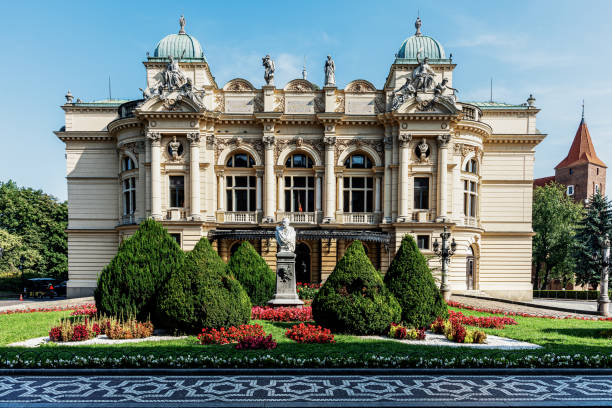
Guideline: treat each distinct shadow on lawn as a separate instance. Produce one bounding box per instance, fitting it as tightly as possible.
[541,327,612,339]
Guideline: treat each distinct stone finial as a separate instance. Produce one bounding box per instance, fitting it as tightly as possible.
[65,90,74,103]
[415,17,422,36]
[527,94,535,107]
[179,15,186,34]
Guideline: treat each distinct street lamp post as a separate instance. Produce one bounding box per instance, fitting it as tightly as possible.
[433,225,456,302]
[598,236,610,317]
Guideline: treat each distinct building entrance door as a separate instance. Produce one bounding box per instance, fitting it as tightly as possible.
[466,246,475,290]
[295,243,311,283]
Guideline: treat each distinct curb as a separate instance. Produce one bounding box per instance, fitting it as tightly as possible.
[2,368,612,376]
[452,294,601,316]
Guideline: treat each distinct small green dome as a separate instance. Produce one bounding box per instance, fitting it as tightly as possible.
[154,33,205,60]
[395,18,449,63]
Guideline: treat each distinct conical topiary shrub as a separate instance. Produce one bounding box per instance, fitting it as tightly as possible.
[157,237,251,332]
[227,241,275,306]
[384,234,448,328]
[94,219,184,323]
[312,240,401,334]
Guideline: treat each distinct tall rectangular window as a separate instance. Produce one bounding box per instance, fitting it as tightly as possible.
[464,180,478,217]
[414,177,429,209]
[122,177,136,215]
[417,235,430,250]
[226,175,256,211]
[284,176,315,212]
[169,176,185,208]
[343,177,373,213]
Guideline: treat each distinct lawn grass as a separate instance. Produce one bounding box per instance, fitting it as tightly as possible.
[0,307,609,368]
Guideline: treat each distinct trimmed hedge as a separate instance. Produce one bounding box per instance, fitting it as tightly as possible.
[312,240,401,334]
[94,219,184,323]
[227,242,275,306]
[533,290,600,300]
[157,237,251,332]
[384,234,448,328]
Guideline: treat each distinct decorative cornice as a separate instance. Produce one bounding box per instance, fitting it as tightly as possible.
[54,131,112,142]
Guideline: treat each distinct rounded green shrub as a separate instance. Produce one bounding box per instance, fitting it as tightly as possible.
[157,237,251,332]
[312,241,401,334]
[227,241,275,306]
[384,234,448,328]
[94,219,184,323]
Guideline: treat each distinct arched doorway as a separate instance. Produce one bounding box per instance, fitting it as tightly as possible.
[466,246,475,290]
[295,242,311,283]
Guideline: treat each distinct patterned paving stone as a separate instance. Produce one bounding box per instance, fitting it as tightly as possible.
[0,374,611,407]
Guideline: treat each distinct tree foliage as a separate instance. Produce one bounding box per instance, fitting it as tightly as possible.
[312,241,401,334]
[94,219,184,322]
[157,237,251,332]
[0,180,67,279]
[227,241,275,306]
[574,192,611,288]
[532,183,583,289]
[384,234,448,328]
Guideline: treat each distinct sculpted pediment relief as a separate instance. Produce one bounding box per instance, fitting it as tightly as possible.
[223,78,256,92]
[345,79,377,93]
[396,95,458,115]
[284,79,316,92]
[138,92,203,113]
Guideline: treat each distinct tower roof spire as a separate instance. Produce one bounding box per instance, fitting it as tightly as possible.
[555,113,606,169]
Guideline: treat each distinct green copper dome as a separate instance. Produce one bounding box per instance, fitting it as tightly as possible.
[151,16,206,61]
[395,18,450,64]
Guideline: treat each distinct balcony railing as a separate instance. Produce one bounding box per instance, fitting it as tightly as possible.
[120,214,138,225]
[341,213,381,224]
[277,212,318,224]
[463,216,479,227]
[222,211,258,223]
[166,209,187,221]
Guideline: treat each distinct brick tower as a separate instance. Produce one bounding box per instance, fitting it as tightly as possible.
[554,113,606,203]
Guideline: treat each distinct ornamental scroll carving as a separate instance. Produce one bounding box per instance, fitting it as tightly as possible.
[253,94,264,112]
[214,93,225,111]
[274,137,324,163]
[334,138,384,162]
[314,95,325,113]
[454,142,482,159]
[346,80,376,93]
[273,95,285,112]
[335,95,345,113]
[374,94,386,114]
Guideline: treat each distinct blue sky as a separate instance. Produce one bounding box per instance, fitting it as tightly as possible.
[1,0,611,201]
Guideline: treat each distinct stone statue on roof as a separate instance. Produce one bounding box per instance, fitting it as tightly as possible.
[164,54,189,90]
[179,15,186,34]
[262,55,275,86]
[324,55,335,86]
[412,50,436,91]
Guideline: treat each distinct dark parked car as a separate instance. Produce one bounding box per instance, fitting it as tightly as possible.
[24,278,58,298]
[53,281,67,297]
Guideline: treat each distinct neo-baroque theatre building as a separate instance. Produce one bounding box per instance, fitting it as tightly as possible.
[55,18,545,300]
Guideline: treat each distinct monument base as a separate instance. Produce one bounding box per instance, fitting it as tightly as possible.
[268,251,304,308]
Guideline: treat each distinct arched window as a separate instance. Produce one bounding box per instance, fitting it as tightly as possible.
[344,154,373,169]
[286,153,313,168]
[227,153,255,168]
[343,154,374,213]
[122,156,135,172]
[225,153,256,212]
[465,159,477,174]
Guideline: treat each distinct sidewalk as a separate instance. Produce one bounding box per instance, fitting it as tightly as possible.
[0,297,93,312]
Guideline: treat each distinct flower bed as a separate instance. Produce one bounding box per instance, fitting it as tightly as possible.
[296,283,320,300]
[285,323,335,343]
[48,317,153,342]
[448,310,517,329]
[388,323,426,340]
[251,306,312,322]
[235,334,277,350]
[448,300,612,321]
[197,324,267,345]
[70,307,97,317]
[0,303,96,316]
[431,317,487,344]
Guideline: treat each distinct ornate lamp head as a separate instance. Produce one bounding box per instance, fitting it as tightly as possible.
[451,238,457,252]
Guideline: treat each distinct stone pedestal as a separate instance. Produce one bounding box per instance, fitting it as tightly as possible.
[268,251,304,307]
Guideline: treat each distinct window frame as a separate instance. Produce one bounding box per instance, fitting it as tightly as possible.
[284,175,315,213]
[463,179,478,218]
[417,234,430,250]
[122,177,136,216]
[343,176,374,213]
[413,176,430,210]
[169,175,185,208]
[226,175,257,212]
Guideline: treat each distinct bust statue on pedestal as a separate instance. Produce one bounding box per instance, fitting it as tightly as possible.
[268,217,304,307]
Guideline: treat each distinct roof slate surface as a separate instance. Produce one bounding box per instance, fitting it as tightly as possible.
[555,119,606,169]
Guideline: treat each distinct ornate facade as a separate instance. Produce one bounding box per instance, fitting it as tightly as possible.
[55,18,544,300]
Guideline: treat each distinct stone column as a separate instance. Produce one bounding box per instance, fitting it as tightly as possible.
[398,132,412,222]
[146,131,162,220]
[187,132,201,221]
[336,172,344,214]
[277,170,285,212]
[137,142,146,221]
[217,170,225,211]
[383,135,393,222]
[437,134,451,221]
[263,133,276,222]
[375,175,382,213]
[323,132,336,223]
[315,173,323,212]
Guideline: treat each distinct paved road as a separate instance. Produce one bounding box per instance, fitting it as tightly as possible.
[0,297,93,312]
[451,295,600,318]
[0,374,610,407]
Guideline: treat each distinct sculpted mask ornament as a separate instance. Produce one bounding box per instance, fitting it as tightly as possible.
[262,55,275,86]
[398,133,412,147]
[263,134,275,148]
[418,138,430,162]
[169,136,182,160]
[275,217,296,253]
[187,132,200,144]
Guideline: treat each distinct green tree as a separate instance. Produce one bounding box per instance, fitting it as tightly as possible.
[227,241,275,306]
[94,219,184,322]
[0,229,41,274]
[532,183,583,289]
[312,241,401,334]
[384,234,448,328]
[574,192,612,288]
[157,237,251,332]
[0,180,67,279]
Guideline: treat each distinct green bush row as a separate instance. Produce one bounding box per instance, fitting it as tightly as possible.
[533,290,600,300]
